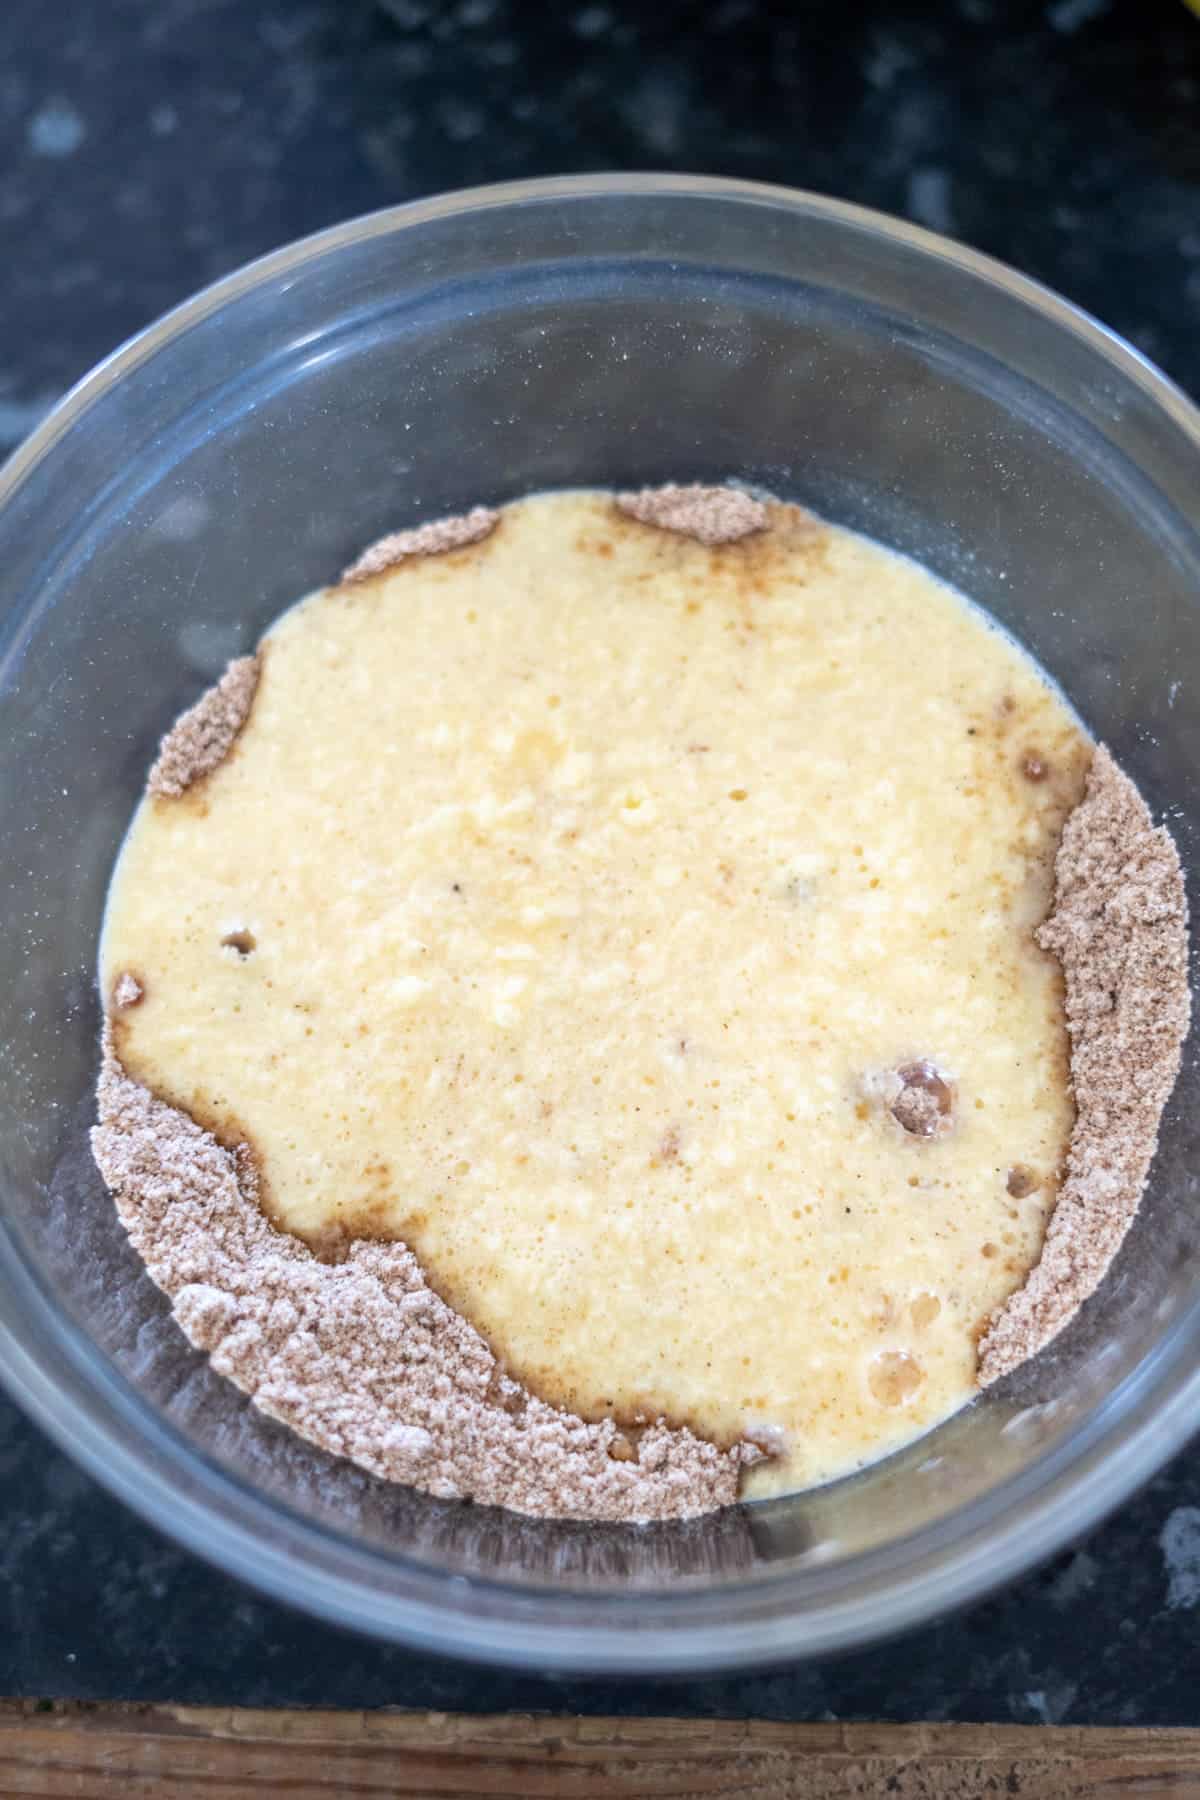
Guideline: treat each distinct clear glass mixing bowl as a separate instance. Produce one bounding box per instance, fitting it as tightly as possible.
[1,175,1198,1674]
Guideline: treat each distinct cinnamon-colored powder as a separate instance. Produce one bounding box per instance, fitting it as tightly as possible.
[978,746,1190,1384]
[341,507,498,584]
[92,1038,757,1520]
[890,1062,954,1140]
[112,972,143,1009]
[148,655,260,799]
[615,483,769,546]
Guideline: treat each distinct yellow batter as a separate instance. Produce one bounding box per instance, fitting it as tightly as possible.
[101,491,1088,1497]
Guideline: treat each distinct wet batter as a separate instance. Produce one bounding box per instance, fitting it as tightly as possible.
[101,490,1089,1496]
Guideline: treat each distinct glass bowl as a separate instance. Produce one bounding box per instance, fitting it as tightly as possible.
[1,175,1198,1675]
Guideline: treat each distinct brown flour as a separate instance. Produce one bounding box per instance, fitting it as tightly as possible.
[341,507,499,584]
[890,1062,955,1140]
[148,655,260,799]
[615,483,769,545]
[978,746,1190,1383]
[92,1036,757,1519]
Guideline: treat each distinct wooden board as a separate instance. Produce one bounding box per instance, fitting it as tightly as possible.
[2,1703,1200,1798]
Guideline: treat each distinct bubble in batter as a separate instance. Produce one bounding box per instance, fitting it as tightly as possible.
[869,1351,925,1407]
[891,1062,955,1140]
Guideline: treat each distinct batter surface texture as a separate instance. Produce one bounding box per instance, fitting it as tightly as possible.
[100,490,1095,1500]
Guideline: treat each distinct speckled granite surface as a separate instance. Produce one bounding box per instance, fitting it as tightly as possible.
[2,0,1199,1721]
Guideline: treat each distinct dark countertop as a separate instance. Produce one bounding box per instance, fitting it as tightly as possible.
[2,0,1199,1725]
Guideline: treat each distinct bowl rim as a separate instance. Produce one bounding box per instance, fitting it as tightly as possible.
[5,170,1200,510]
[2,171,1199,1674]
